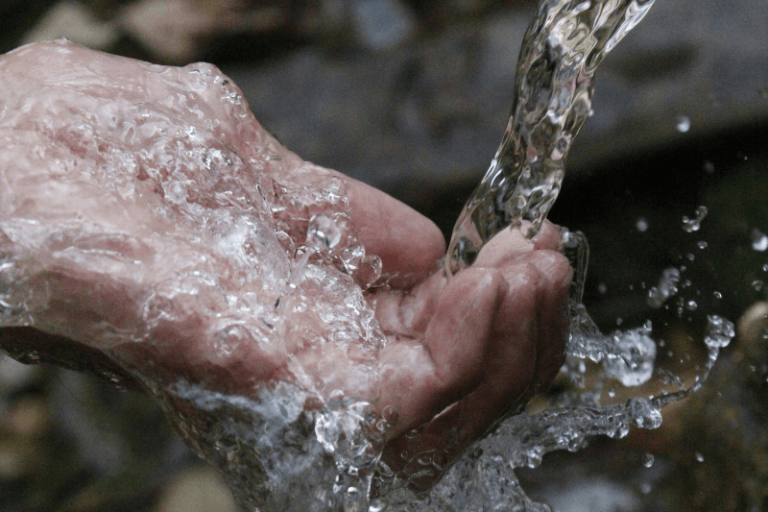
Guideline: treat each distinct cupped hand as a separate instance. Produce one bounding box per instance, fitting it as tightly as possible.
[350,186,572,487]
[0,41,572,490]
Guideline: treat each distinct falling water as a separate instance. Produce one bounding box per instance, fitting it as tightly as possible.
[446,0,656,274]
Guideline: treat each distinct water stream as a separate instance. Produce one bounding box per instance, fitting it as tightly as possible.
[446,0,655,274]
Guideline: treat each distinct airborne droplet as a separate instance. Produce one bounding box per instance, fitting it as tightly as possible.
[642,453,655,468]
[675,115,691,133]
[751,228,768,251]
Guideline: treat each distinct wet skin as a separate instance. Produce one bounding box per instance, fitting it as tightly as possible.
[0,41,572,489]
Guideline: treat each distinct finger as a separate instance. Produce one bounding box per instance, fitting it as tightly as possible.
[459,262,540,422]
[381,266,539,489]
[495,249,571,393]
[528,249,572,387]
[473,225,534,268]
[430,251,569,436]
[375,267,504,437]
[473,219,565,270]
[422,267,506,400]
[372,268,447,337]
[531,220,564,252]
[342,176,446,287]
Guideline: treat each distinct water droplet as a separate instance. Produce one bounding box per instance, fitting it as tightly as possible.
[636,218,648,232]
[628,397,662,429]
[697,241,708,249]
[640,482,653,494]
[416,454,432,466]
[598,282,608,294]
[22,350,41,364]
[753,280,765,292]
[642,453,655,468]
[686,300,698,311]
[702,160,715,174]
[369,499,386,512]
[695,452,704,462]
[713,291,722,299]
[381,405,399,426]
[675,115,691,133]
[751,229,768,251]
[308,213,344,251]
[682,206,708,233]
[704,315,735,349]
[686,253,695,261]
[164,180,187,204]
[647,267,681,309]
[607,389,616,398]
[763,263,768,272]
[603,328,657,387]
[659,368,684,388]
[357,254,383,289]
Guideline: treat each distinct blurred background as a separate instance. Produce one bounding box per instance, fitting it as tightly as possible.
[1,0,768,510]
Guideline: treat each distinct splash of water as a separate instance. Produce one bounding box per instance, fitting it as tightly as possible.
[446,0,656,274]
[647,267,681,309]
[682,205,708,233]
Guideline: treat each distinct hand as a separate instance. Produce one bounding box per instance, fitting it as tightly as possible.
[0,41,572,491]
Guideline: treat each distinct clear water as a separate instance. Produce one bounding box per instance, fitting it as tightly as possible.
[0,1,740,511]
[446,0,656,274]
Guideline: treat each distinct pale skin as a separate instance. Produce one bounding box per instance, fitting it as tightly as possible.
[0,41,572,490]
